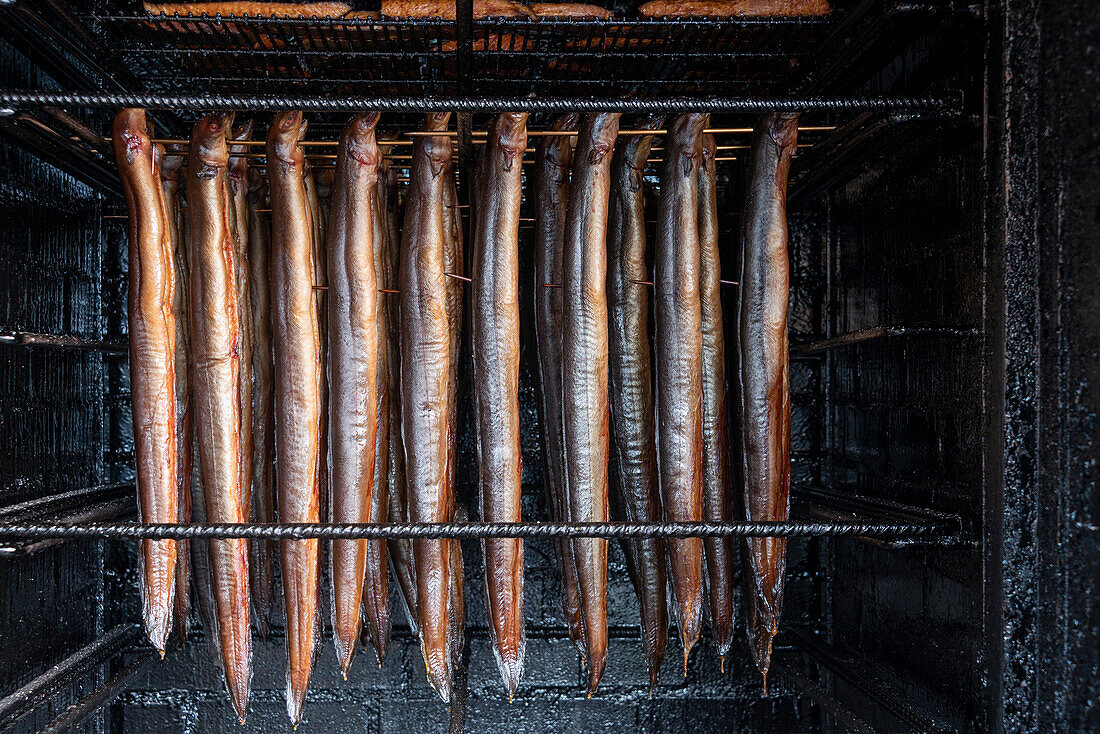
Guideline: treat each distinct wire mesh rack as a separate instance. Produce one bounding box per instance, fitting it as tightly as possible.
[85,13,834,98]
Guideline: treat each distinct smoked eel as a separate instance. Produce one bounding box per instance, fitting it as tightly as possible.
[699,131,736,664]
[326,112,384,675]
[113,108,178,655]
[161,143,192,648]
[471,112,528,697]
[606,114,668,686]
[533,113,586,659]
[560,112,621,692]
[384,155,419,635]
[247,168,276,640]
[187,111,251,721]
[400,112,464,702]
[739,112,797,687]
[654,112,707,666]
[363,128,393,666]
[267,111,322,725]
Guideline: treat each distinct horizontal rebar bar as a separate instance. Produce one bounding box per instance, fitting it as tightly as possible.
[790,325,981,357]
[38,651,156,734]
[0,331,128,353]
[0,624,142,731]
[0,90,962,114]
[0,520,947,541]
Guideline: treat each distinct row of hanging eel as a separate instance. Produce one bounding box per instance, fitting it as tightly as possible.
[535,111,796,691]
[113,107,795,722]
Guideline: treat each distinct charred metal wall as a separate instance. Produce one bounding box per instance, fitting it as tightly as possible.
[986,0,1100,731]
[0,36,118,733]
[786,7,992,732]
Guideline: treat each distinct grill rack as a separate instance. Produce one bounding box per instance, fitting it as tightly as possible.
[0,518,954,541]
[0,89,961,113]
[87,13,833,98]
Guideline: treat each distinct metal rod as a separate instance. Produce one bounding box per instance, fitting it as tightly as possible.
[405,125,835,137]
[786,630,954,732]
[790,325,981,357]
[0,482,133,522]
[773,661,877,734]
[144,142,752,156]
[38,651,156,734]
[0,331,127,354]
[791,486,964,546]
[0,520,948,541]
[0,90,962,114]
[0,624,143,731]
[0,498,137,557]
[141,128,833,148]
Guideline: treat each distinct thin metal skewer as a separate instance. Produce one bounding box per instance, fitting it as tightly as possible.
[136,127,832,148]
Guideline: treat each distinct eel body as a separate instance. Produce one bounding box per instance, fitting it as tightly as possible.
[400,112,464,702]
[471,112,528,697]
[267,111,322,725]
[739,112,798,686]
[699,132,736,663]
[326,112,384,675]
[533,114,586,658]
[606,114,668,685]
[560,112,621,693]
[187,112,252,721]
[113,108,178,656]
[654,112,707,665]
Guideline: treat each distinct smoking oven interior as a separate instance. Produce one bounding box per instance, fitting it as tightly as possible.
[0,0,1095,732]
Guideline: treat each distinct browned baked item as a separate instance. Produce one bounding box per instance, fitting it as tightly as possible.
[638,0,831,17]
[144,1,351,17]
[532,3,613,18]
[343,9,382,18]
[381,0,534,19]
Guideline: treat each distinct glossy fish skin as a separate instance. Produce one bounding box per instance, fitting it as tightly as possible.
[383,158,418,636]
[228,121,255,524]
[186,165,217,643]
[654,112,707,664]
[362,131,392,666]
[267,111,322,725]
[400,112,463,703]
[305,159,330,525]
[739,112,797,685]
[113,108,178,655]
[471,112,528,697]
[189,433,216,638]
[606,114,667,686]
[326,113,384,676]
[187,112,252,722]
[161,144,193,648]
[561,112,621,693]
[698,132,736,662]
[533,113,586,659]
[246,168,276,640]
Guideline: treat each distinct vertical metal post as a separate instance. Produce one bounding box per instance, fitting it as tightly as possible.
[455,0,475,172]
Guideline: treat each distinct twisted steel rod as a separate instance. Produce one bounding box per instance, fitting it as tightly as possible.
[0,520,947,541]
[0,90,962,114]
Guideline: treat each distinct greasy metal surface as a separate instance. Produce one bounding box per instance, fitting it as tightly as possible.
[0,624,140,730]
[0,35,119,734]
[984,0,1100,731]
[787,4,997,729]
